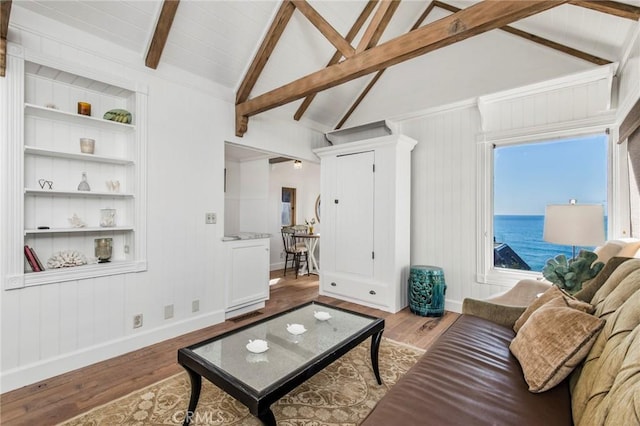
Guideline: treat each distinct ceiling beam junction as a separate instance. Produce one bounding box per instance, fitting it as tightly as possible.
[236,1,296,105]
[294,0,378,121]
[236,0,568,136]
[145,0,180,69]
[336,1,436,129]
[570,0,640,21]
[435,1,610,65]
[1,0,12,78]
[292,0,355,58]
[355,0,401,53]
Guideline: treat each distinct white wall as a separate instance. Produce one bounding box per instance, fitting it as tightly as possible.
[399,65,621,313]
[0,8,321,392]
[238,159,270,233]
[401,104,481,312]
[268,161,321,270]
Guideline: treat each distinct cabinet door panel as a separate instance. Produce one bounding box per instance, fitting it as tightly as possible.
[335,151,374,276]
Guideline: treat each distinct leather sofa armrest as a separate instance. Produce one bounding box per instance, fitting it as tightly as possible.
[462,298,525,328]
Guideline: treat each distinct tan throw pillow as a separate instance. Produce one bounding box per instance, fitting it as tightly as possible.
[510,298,604,393]
[513,285,594,333]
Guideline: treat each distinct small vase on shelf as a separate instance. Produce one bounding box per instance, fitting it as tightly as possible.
[77,172,91,191]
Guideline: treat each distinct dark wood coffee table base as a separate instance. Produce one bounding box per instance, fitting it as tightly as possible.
[180,324,384,426]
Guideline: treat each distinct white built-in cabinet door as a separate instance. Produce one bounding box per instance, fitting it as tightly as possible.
[334,151,374,277]
[225,239,270,311]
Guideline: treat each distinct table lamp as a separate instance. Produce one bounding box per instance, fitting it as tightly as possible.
[543,200,605,259]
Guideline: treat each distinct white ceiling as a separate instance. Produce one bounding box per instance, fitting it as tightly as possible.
[11,0,640,132]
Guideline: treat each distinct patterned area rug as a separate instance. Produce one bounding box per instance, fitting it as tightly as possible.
[59,338,424,425]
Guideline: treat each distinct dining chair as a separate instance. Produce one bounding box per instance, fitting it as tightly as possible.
[281,226,309,278]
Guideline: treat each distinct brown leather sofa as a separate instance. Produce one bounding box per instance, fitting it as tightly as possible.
[362,257,640,426]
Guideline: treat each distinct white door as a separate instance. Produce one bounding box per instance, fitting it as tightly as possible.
[334,151,374,277]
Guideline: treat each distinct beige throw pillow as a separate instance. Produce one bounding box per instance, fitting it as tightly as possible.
[513,285,594,333]
[510,298,604,393]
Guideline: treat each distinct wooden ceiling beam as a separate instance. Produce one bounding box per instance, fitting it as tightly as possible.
[336,1,437,129]
[435,1,610,65]
[355,0,401,53]
[292,0,355,58]
[236,0,567,136]
[570,0,640,21]
[1,0,12,78]
[236,1,296,104]
[294,0,378,121]
[145,0,180,69]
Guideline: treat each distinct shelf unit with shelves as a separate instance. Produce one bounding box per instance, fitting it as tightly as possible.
[3,48,148,289]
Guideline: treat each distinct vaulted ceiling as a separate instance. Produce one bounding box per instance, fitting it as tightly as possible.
[2,1,640,137]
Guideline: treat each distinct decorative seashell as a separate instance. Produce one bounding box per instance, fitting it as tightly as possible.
[246,339,269,353]
[286,323,307,335]
[46,250,88,268]
[314,311,332,321]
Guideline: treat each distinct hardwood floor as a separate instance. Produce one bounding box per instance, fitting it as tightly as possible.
[0,270,459,425]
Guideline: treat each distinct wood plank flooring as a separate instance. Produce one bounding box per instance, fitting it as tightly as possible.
[0,270,459,425]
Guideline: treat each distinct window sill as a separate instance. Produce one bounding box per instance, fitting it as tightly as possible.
[477,268,543,288]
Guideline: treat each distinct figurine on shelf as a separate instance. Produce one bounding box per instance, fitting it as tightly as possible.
[78,172,91,191]
[105,180,120,192]
[68,213,86,228]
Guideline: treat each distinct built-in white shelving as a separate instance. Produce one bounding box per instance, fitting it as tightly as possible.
[25,103,135,132]
[3,52,148,289]
[24,188,134,198]
[24,146,134,165]
[24,226,135,235]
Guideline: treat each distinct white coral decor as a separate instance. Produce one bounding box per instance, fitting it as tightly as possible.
[47,250,88,268]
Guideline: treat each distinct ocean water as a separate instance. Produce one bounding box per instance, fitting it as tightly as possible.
[493,215,605,272]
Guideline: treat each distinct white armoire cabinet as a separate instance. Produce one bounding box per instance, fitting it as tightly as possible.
[314,134,417,313]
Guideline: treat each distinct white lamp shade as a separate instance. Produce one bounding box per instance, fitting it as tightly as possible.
[543,204,605,246]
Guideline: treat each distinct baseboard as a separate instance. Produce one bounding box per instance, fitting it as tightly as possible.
[0,309,226,393]
[270,261,285,271]
[445,299,463,313]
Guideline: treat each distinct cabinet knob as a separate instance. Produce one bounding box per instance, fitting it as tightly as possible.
[334,199,339,204]
[331,282,337,287]
[369,290,376,295]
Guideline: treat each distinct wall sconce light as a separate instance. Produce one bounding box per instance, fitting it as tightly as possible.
[293,160,302,170]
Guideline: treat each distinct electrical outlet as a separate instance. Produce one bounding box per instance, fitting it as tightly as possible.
[192,299,200,313]
[164,304,174,319]
[205,212,217,224]
[133,314,143,328]
[124,245,130,254]
[280,251,284,259]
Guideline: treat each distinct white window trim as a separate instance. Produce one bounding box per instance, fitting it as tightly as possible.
[476,120,628,287]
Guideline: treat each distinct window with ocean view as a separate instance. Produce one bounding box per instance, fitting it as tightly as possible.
[493,134,608,272]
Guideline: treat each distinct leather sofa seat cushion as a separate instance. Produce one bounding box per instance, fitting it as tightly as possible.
[362,315,572,426]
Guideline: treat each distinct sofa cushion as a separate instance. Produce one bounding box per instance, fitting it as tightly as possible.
[513,285,594,333]
[510,297,604,393]
[362,315,572,426]
[570,259,640,425]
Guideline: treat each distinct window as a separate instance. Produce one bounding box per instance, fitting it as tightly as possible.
[478,129,617,285]
[492,134,608,273]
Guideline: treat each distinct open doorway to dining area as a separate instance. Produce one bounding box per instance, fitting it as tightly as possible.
[224,142,321,280]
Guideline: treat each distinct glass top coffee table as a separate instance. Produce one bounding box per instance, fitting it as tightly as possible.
[177,301,384,425]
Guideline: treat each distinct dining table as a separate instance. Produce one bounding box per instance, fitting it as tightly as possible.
[295,233,320,274]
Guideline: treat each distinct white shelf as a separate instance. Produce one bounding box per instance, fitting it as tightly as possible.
[25,188,134,198]
[25,103,135,132]
[20,260,147,287]
[25,226,134,235]
[24,146,133,165]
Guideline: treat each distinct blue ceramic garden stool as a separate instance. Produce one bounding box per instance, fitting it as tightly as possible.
[408,265,447,317]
